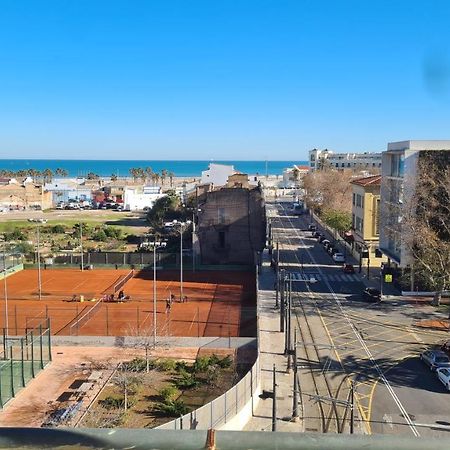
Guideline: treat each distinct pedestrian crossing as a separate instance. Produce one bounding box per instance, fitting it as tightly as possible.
[288,272,362,283]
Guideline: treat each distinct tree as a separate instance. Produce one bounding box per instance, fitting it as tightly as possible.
[322,209,352,234]
[87,172,100,180]
[144,167,153,184]
[401,151,450,303]
[111,174,118,182]
[113,365,142,411]
[168,171,175,187]
[55,168,68,178]
[303,169,354,214]
[147,192,180,226]
[42,168,53,183]
[151,172,160,186]
[161,169,168,186]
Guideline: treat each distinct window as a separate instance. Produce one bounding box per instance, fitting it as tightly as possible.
[347,163,351,167]
[352,193,356,206]
[374,198,380,236]
[218,208,226,224]
[335,163,339,168]
[218,231,225,248]
[355,216,363,232]
[356,194,363,208]
[352,213,355,228]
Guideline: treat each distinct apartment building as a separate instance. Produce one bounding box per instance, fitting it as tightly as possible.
[379,140,450,273]
[309,148,382,172]
[350,175,386,267]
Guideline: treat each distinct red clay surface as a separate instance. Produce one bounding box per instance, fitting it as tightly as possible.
[1,268,256,337]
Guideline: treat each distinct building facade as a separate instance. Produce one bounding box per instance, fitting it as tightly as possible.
[200,163,236,187]
[350,175,386,267]
[309,148,382,172]
[379,140,450,269]
[196,186,266,265]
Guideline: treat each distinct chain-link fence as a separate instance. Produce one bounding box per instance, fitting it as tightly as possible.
[0,320,51,408]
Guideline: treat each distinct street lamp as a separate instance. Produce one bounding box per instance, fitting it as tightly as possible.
[172,220,192,301]
[28,218,47,300]
[1,236,8,337]
[150,235,166,347]
[80,222,84,271]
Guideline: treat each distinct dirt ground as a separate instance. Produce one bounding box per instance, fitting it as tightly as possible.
[0,346,209,428]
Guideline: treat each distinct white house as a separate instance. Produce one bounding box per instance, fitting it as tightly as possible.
[200,163,236,186]
[123,186,165,211]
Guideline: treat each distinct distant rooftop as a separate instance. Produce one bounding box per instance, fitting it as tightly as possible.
[351,175,381,186]
[388,140,450,151]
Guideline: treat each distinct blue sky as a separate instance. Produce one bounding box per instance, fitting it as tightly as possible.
[0,0,449,160]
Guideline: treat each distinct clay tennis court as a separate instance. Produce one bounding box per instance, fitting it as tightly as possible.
[1,268,256,338]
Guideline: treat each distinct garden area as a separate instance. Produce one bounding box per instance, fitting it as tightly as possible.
[79,353,243,428]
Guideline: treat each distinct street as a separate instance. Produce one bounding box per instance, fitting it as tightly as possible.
[269,200,450,437]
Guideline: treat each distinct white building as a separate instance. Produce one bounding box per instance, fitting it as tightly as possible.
[308,148,382,172]
[123,186,165,211]
[201,163,236,186]
[379,140,450,269]
[282,165,309,188]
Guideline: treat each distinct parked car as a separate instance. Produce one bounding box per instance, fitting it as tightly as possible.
[420,350,450,372]
[313,231,321,238]
[322,239,331,248]
[332,252,345,263]
[440,340,450,356]
[436,367,450,391]
[308,224,317,231]
[343,264,355,274]
[362,287,381,302]
[318,235,326,243]
[328,246,339,255]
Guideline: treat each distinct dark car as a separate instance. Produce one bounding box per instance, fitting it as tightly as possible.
[329,247,339,256]
[308,224,317,232]
[343,264,355,274]
[362,287,381,302]
[313,231,321,238]
[318,235,326,243]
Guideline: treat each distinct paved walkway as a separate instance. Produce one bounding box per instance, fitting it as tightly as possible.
[244,251,301,432]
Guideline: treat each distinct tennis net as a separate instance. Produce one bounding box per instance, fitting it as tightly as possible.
[69,300,103,336]
[113,269,134,293]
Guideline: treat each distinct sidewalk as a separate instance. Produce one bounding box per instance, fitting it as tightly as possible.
[244,251,301,432]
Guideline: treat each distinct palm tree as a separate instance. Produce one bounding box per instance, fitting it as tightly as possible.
[129,168,139,182]
[55,167,68,178]
[151,172,160,186]
[144,167,153,184]
[43,168,53,183]
[111,174,118,182]
[138,168,146,183]
[160,169,168,186]
[168,171,175,187]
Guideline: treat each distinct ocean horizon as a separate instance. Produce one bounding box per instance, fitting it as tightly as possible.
[0,159,308,178]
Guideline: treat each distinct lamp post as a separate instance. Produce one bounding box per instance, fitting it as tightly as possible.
[153,236,157,347]
[80,222,84,271]
[1,236,8,337]
[28,218,47,300]
[173,220,191,301]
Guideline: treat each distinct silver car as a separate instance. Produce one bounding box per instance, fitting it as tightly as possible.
[420,350,450,371]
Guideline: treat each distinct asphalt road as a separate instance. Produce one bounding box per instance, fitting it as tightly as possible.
[269,200,450,438]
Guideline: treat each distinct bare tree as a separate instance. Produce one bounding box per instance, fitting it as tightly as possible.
[113,365,142,411]
[402,152,450,303]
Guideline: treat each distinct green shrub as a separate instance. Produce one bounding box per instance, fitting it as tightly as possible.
[99,395,133,409]
[15,242,34,255]
[92,229,108,242]
[174,371,200,389]
[154,400,190,417]
[51,224,66,234]
[4,229,26,241]
[174,361,189,373]
[122,357,154,372]
[156,358,177,372]
[193,356,211,373]
[217,355,232,368]
[159,385,180,403]
[104,226,122,239]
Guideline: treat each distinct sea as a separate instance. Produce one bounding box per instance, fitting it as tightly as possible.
[0,159,308,178]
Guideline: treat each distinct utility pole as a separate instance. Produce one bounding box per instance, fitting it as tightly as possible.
[2,238,8,337]
[272,364,277,431]
[275,242,279,308]
[292,328,299,421]
[280,271,285,332]
[350,381,354,434]
[80,222,84,271]
[36,225,42,300]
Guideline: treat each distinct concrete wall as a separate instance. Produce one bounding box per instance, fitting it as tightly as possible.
[197,188,266,265]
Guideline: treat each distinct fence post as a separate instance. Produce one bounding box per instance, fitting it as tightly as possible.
[14,305,18,335]
[10,346,14,398]
[30,331,35,378]
[39,325,44,369]
[106,305,109,336]
[2,329,6,360]
[21,339,25,386]
[47,317,52,362]
[137,306,140,335]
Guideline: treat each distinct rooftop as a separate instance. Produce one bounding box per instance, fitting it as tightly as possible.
[350,175,382,186]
